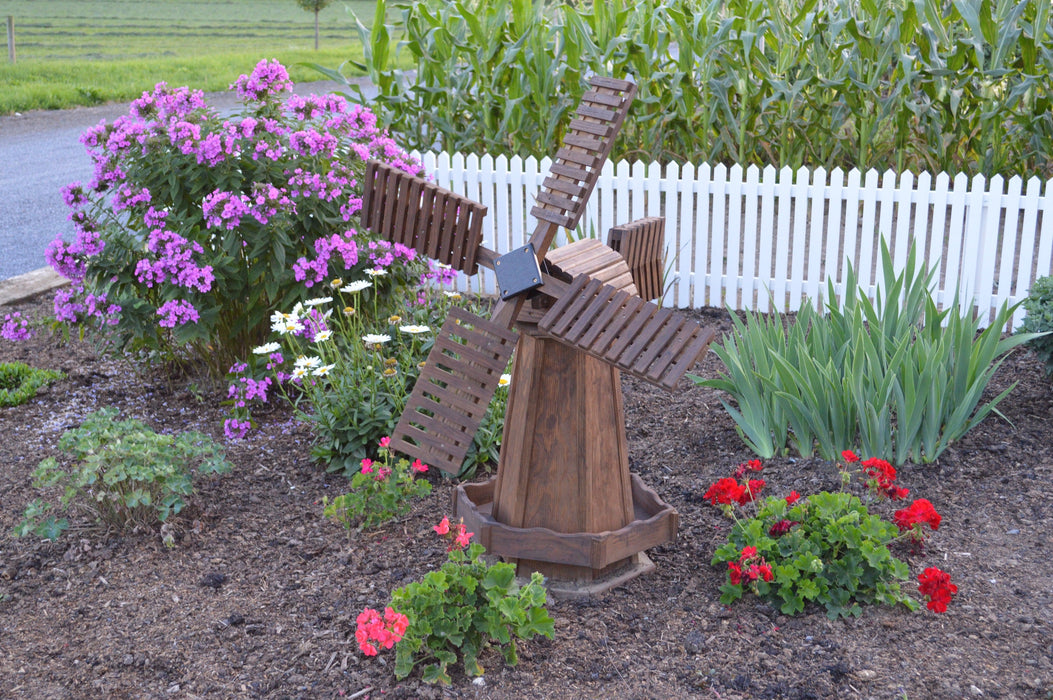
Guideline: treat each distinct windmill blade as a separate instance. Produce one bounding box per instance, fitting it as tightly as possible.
[361,160,487,275]
[537,274,716,390]
[390,307,518,475]
[530,77,638,233]
[606,217,666,302]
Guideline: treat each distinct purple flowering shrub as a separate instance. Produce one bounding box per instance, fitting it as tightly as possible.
[46,59,422,378]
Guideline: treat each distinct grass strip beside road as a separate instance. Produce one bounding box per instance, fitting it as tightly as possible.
[0,0,379,113]
[0,50,367,114]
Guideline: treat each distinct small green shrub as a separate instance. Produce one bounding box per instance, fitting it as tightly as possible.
[373,518,554,685]
[692,241,1038,464]
[322,437,431,530]
[1021,275,1053,377]
[14,408,231,540]
[0,362,63,407]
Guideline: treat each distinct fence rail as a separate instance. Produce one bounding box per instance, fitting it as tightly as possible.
[415,151,1053,329]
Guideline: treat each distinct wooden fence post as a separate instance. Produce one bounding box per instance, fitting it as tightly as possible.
[6,16,13,64]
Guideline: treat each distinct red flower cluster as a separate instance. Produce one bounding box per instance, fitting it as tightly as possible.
[894,498,942,536]
[728,545,774,585]
[433,516,473,550]
[733,459,764,479]
[355,606,409,656]
[917,567,957,613]
[704,476,765,507]
[768,519,798,537]
[861,457,910,500]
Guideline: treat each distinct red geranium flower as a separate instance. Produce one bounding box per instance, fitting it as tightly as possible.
[785,491,801,505]
[841,450,859,463]
[918,567,957,613]
[894,498,942,533]
[704,477,746,506]
[727,561,743,585]
[736,479,765,505]
[768,519,798,537]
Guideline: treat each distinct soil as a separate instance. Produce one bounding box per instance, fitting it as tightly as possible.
[1,292,1051,700]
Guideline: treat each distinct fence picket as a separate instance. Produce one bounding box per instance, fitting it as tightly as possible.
[674,161,695,308]
[824,168,845,303]
[726,164,744,309]
[741,165,761,311]
[711,164,729,308]
[757,165,778,313]
[413,151,1053,328]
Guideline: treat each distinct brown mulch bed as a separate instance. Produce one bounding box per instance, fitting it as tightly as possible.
[1,293,1051,699]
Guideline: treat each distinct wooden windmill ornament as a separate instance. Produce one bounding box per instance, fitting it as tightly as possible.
[361,77,717,593]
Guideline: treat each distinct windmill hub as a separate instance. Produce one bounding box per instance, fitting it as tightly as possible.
[493,243,544,300]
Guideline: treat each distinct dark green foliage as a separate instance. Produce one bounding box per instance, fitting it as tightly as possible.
[1021,275,1053,377]
[0,362,63,407]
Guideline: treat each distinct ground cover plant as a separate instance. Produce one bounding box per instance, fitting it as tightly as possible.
[0,0,377,113]
[0,360,62,407]
[2,292,1051,698]
[13,407,231,542]
[341,0,1053,177]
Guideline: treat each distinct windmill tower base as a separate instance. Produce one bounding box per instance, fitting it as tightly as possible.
[452,329,679,596]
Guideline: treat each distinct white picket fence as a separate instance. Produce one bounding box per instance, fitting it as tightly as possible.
[415,151,1053,329]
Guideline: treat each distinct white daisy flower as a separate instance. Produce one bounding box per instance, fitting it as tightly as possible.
[304,296,332,307]
[399,324,431,334]
[253,342,282,355]
[341,280,372,293]
[275,318,304,335]
[313,330,333,342]
[291,366,309,379]
[294,355,322,370]
[443,291,462,300]
[364,268,388,278]
[362,333,391,344]
[312,364,336,377]
[498,373,511,387]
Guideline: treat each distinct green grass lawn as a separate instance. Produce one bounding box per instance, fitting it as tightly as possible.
[0,0,378,114]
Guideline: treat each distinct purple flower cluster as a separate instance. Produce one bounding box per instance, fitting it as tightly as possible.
[157,299,200,328]
[224,361,280,439]
[1,312,32,341]
[231,59,294,102]
[53,284,121,325]
[293,233,361,287]
[134,230,214,292]
[367,240,417,269]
